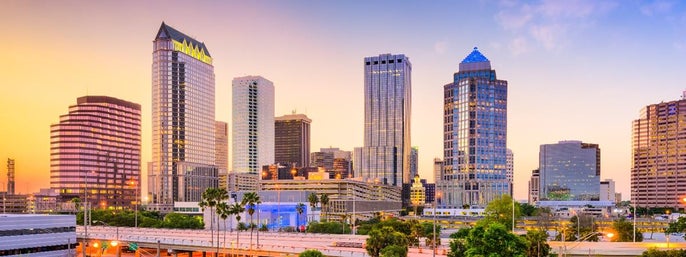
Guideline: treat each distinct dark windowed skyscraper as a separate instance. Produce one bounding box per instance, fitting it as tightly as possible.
[359,54,412,188]
[149,23,217,209]
[441,47,508,208]
[275,113,311,168]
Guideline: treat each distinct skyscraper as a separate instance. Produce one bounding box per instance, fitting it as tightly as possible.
[359,54,412,188]
[216,121,229,191]
[433,158,442,184]
[528,169,540,204]
[50,96,141,210]
[232,76,275,174]
[215,121,229,171]
[441,47,508,208]
[410,147,419,179]
[539,140,600,201]
[275,113,311,168]
[632,93,686,209]
[506,149,513,183]
[7,158,14,195]
[149,23,217,208]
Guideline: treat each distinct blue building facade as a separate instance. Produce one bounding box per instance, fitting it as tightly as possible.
[539,141,600,201]
[441,47,508,208]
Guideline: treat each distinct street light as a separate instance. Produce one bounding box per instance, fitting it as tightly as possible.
[82,171,95,257]
[128,180,139,228]
[433,191,442,257]
[562,231,614,257]
[93,220,120,257]
[633,203,636,243]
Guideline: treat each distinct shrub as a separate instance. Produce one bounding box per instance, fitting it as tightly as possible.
[299,249,325,257]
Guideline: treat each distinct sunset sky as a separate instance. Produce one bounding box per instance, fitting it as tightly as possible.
[2,0,686,200]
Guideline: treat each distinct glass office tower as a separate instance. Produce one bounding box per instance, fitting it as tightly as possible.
[149,23,217,208]
[441,47,508,208]
[359,54,412,188]
[539,140,601,201]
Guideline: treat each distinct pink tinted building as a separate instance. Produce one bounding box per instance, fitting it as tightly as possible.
[50,96,141,210]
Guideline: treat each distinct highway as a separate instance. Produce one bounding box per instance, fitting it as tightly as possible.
[78,226,448,257]
[80,226,686,256]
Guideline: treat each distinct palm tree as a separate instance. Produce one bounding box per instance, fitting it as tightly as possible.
[216,202,230,255]
[70,197,82,215]
[199,188,219,247]
[215,188,229,248]
[229,202,245,248]
[295,203,305,231]
[307,193,319,224]
[320,194,329,222]
[242,192,261,249]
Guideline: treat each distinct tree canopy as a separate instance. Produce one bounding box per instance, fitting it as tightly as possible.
[299,249,325,257]
[450,223,527,257]
[478,194,520,231]
[611,217,643,242]
[366,226,409,257]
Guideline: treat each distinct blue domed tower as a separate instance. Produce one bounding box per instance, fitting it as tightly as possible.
[440,47,509,208]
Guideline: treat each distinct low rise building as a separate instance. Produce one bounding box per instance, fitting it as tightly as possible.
[410,175,425,207]
[229,172,259,192]
[0,193,28,213]
[535,200,615,218]
[30,188,60,214]
[260,178,402,221]
[0,214,76,256]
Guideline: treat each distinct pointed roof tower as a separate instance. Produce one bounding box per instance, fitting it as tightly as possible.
[459,47,491,72]
[154,22,211,57]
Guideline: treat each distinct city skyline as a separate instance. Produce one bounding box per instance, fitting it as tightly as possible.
[3,1,686,200]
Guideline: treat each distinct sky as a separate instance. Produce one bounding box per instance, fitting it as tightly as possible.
[1,0,686,201]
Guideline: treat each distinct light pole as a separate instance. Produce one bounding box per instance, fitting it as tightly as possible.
[92,220,120,257]
[82,171,94,257]
[433,192,441,257]
[352,182,356,235]
[633,203,636,243]
[562,232,613,256]
[512,195,515,232]
[129,180,139,228]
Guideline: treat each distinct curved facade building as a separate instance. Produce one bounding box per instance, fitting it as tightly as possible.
[632,94,686,209]
[50,96,141,210]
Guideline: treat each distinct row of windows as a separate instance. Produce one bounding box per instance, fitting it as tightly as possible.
[365,59,404,65]
[0,226,75,237]
[0,244,77,256]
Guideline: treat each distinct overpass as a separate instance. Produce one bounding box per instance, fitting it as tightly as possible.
[78,226,685,257]
[78,226,447,257]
